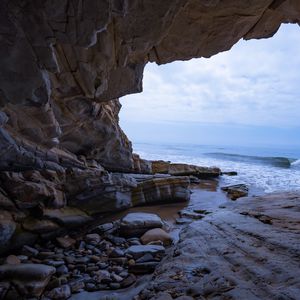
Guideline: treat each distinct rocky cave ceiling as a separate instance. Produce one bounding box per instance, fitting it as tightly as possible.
[0,0,300,173]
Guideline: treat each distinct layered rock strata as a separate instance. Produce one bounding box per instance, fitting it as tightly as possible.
[140,192,300,299]
[1,0,299,256]
[0,165,198,254]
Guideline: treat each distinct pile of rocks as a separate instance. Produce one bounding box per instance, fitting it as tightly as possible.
[0,213,173,299]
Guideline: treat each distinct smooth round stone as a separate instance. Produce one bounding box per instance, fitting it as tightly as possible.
[5,255,21,265]
[141,228,173,246]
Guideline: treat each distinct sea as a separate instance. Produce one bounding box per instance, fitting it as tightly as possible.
[133,142,300,194]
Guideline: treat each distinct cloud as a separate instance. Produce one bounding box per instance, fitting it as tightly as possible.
[120,24,300,128]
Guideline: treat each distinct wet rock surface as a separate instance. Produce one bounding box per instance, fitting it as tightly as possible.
[138,192,300,300]
[119,213,164,237]
[0,181,299,299]
[0,169,193,254]
[221,184,249,200]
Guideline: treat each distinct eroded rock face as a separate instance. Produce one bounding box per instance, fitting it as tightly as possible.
[1,0,299,175]
[0,1,298,252]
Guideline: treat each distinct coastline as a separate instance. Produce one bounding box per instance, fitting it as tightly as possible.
[0,159,299,300]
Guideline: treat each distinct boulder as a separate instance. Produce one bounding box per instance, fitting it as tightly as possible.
[132,176,190,206]
[65,170,135,214]
[151,161,221,178]
[141,228,173,246]
[0,264,55,297]
[221,184,249,200]
[169,163,220,178]
[119,213,163,237]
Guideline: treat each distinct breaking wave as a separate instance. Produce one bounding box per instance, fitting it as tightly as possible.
[204,152,297,168]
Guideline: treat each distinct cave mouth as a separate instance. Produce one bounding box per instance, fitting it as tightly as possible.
[119,23,300,193]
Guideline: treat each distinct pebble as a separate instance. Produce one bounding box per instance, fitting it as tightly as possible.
[56,237,76,249]
[0,212,171,298]
[17,255,28,262]
[94,223,114,234]
[74,257,89,264]
[85,234,101,243]
[46,260,65,267]
[109,248,125,258]
[98,262,109,269]
[4,255,21,265]
[22,245,39,257]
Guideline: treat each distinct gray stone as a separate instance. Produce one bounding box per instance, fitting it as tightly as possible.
[109,248,125,258]
[126,245,165,259]
[119,213,163,237]
[22,245,39,257]
[43,208,92,228]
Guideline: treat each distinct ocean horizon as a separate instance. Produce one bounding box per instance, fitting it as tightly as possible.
[133,142,300,194]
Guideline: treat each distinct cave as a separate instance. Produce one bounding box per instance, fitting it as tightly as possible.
[0,1,300,299]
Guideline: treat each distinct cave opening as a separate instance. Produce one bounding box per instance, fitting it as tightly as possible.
[120,23,300,193]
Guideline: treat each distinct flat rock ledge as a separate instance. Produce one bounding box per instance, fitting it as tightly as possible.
[0,164,205,254]
[139,192,300,300]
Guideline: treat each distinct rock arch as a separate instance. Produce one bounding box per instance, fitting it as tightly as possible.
[0,0,299,252]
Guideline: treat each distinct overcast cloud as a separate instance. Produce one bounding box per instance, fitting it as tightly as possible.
[120,24,300,146]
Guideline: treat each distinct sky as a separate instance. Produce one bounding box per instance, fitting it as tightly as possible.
[120,24,300,148]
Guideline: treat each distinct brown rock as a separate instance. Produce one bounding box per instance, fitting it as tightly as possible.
[4,255,21,265]
[141,228,173,246]
[132,176,190,207]
[151,161,220,178]
[56,236,76,249]
[221,184,249,200]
